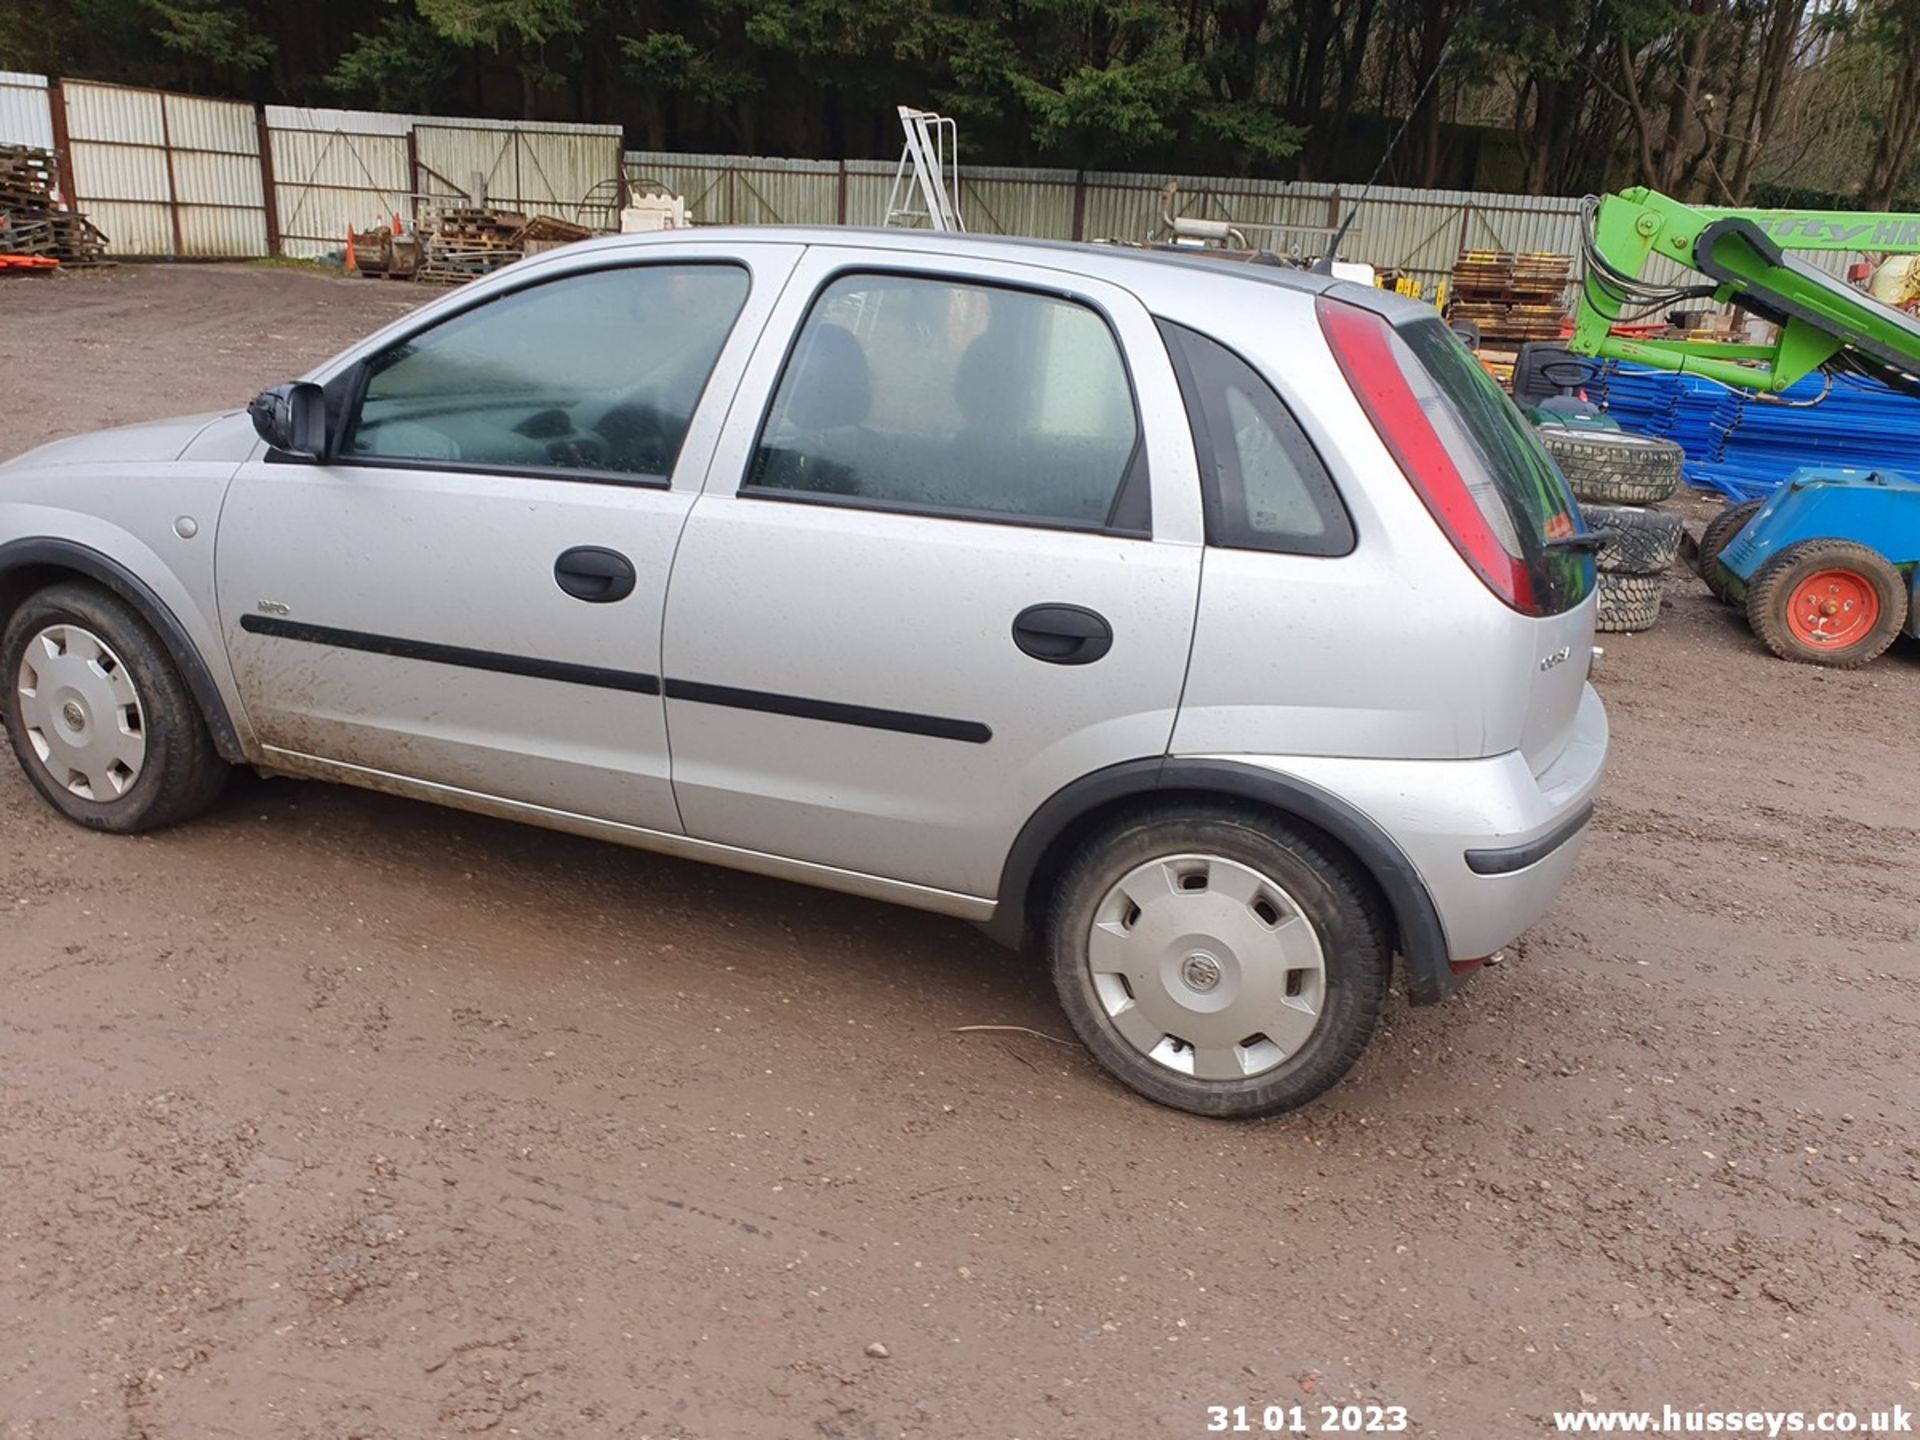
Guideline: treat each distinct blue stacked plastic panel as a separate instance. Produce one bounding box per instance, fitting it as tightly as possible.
[1587,364,1920,500]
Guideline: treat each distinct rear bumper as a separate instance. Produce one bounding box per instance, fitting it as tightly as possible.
[1465,800,1595,875]
[1215,681,1609,997]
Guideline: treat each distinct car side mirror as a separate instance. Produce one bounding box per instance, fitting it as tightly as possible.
[248,381,327,457]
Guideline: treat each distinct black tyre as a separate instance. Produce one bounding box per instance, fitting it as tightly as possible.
[1745,539,1907,668]
[1579,501,1685,575]
[1538,426,1684,504]
[1047,805,1391,1119]
[1594,572,1664,633]
[1,581,228,832]
[1694,499,1764,602]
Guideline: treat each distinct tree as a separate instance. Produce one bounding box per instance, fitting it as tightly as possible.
[2,0,1910,203]
[329,12,460,111]
[143,0,274,91]
[1859,0,1920,205]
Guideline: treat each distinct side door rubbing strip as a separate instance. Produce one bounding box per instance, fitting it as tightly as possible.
[238,614,661,694]
[237,615,993,741]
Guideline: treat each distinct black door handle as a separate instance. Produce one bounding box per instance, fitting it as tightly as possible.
[554,546,636,603]
[1012,604,1113,665]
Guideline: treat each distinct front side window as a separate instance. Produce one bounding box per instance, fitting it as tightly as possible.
[747,273,1145,530]
[346,264,750,480]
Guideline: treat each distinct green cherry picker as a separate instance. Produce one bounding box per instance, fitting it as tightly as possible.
[1565,187,1920,667]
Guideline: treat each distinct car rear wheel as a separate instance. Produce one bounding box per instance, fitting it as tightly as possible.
[1745,539,1906,668]
[1047,806,1390,1118]
[2,581,228,832]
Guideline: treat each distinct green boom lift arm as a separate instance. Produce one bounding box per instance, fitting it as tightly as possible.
[1569,186,1920,397]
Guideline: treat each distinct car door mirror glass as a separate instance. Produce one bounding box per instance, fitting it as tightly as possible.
[248,381,327,457]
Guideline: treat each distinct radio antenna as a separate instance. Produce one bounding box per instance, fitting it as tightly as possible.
[1313,40,1454,275]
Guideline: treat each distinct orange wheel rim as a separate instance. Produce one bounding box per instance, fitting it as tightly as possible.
[1785,568,1880,647]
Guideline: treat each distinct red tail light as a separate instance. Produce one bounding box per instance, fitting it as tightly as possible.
[1315,296,1537,613]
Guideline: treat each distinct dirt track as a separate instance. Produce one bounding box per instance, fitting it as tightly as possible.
[1,264,1916,1439]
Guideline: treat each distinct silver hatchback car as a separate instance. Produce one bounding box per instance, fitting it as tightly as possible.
[0,229,1606,1116]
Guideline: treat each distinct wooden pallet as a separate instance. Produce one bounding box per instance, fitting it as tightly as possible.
[0,144,110,266]
[413,204,528,283]
[1448,249,1572,344]
[513,214,592,256]
[0,145,59,209]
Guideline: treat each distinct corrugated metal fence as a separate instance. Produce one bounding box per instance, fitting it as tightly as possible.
[0,71,56,155]
[0,80,624,260]
[621,150,1861,292]
[0,81,1869,283]
[263,108,412,259]
[622,151,1608,294]
[60,80,270,257]
[262,107,624,258]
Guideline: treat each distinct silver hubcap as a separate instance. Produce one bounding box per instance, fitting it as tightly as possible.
[14,624,147,801]
[1088,854,1327,1082]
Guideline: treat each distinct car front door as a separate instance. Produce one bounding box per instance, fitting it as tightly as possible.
[661,248,1205,901]
[217,242,802,830]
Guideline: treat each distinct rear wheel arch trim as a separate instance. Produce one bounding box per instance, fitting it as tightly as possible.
[988,756,1456,1004]
[0,538,245,764]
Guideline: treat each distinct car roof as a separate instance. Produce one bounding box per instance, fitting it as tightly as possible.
[555,224,1346,302]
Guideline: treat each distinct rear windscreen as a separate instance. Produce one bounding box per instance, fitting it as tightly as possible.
[1396,319,1594,615]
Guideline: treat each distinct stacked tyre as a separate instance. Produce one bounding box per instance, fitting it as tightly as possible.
[1537,426,1687,633]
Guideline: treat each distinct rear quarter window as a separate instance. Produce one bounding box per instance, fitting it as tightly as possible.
[1159,321,1354,557]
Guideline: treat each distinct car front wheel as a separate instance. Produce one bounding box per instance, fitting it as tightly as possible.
[1048,806,1391,1118]
[2,581,228,832]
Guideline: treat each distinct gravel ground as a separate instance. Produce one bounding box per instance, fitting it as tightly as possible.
[1,264,1915,1440]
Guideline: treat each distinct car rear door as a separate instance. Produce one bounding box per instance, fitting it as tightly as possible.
[660,247,1205,900]
[217,243,802,831]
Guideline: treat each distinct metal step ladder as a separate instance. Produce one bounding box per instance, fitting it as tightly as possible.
[884,107,965,232]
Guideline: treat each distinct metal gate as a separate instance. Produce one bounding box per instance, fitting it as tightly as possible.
[413,124,620,226]
[58,80,268,257]
[269,125,412,259]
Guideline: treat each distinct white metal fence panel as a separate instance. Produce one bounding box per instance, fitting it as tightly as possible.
[59,80,266,257]
[718,158,839,225]
[414,124,619,224]
[269,125,411,258]
[956,165,1078,238]
[61,81,172,254]
[0,71,55,152]
[1080,173,1178,244]
[623,152,842,226]
[266,106,623,254]
[164,91,266,257]
[264,105,413,138]
[843,159,897,230]
[625,152,1602,292]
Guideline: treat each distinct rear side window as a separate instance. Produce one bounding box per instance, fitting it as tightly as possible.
[1393,319,1590,611]
[1159,321,1353,556]
[746,273,1148,532]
